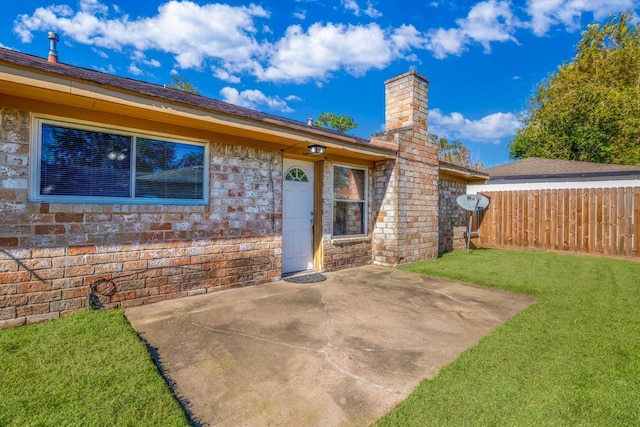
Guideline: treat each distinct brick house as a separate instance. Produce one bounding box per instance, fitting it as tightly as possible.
[0,46,486,328]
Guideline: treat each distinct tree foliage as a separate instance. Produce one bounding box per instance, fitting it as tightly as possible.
[314,112,358,133]
[509,11,640,165]
[434,134,483,170]
[166,76,200,95]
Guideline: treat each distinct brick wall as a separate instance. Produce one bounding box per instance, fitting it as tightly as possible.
[371,71,439,265]
[438,176,468,253]
[321,160,374,271]
[371,159,398,265]
[0,107,282,328]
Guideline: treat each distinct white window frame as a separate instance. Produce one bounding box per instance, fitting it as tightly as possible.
[30,116,209,205]
[332,163,368,238]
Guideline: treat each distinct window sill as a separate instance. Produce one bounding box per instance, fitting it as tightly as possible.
[330,235,370,245]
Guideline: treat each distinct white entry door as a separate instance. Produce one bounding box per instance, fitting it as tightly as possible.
[282,159,315,274]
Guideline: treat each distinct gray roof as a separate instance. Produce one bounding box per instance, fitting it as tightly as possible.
[0,47,370,145]
[136,166,204,184]
[485,157,640,183]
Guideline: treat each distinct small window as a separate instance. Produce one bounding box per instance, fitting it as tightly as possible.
[285,167,309,182]
[33,118,207,204]
[333,165,367,237]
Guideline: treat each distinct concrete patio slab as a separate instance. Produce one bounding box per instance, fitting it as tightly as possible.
[125,265,536,426]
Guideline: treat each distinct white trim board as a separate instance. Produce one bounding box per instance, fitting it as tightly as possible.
[469,179,640,193]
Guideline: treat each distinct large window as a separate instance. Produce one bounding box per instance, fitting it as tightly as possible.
[33,119,207,204]
[333,165,367,237]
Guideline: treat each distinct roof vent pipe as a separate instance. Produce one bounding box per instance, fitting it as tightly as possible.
[307,117,313,126]
[47,32,59,63]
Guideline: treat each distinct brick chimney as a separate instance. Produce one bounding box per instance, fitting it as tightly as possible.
[47,32,59,63]
[384,70,429,131]
[371,70,439,265]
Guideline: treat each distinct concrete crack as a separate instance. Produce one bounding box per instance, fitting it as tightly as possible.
[319,345,403,396]
[191,322,317,353]
[313,283,403,396]
[191,285,406,397]
[431,288,502,322]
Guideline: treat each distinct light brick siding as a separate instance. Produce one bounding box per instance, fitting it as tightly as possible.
[0,68,481,329]
[438,176,468,253]
[371,159,398,265]
[371,71,439,265]
[0,108,282,328]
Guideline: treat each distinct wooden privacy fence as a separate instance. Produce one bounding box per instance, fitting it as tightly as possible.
[476,187,640,258]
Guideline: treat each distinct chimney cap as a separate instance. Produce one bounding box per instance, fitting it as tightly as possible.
[48,31,59,41]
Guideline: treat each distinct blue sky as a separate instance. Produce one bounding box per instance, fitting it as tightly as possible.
[1,0,637,168]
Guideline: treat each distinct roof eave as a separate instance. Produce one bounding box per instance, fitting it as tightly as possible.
[439,162,489,183]
[0,56,396,162]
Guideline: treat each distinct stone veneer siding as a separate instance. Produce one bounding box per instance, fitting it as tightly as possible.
[438,176,468,253]
[0,108,282,328]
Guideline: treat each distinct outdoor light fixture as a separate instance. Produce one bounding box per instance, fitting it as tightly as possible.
[308,144,326,155]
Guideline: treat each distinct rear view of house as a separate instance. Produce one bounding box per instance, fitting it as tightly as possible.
[0,44,486,328]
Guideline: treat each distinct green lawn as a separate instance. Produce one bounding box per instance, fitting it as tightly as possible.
[0,309,189,427]
[377,249,640,426]
[2,249,639,426]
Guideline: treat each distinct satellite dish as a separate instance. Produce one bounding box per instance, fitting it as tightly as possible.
[456,194,490,253]
[456,194,489,211]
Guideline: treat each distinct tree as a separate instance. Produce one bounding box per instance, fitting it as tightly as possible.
[314,112,358,133]
[135,138,177,173]
[509,11,640,165]
[433,134,483,170]
[166,76,200,95]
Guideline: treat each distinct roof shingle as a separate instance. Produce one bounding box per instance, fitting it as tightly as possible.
[0,47,371,145]
[485,157,640,182]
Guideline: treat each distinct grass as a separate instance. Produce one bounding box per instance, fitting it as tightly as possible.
[377,249,640,426]
[0,309,189,427]
[2,249,639,426]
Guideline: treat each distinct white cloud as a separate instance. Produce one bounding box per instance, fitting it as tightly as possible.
[460,0,519,51]
[342,0,360,15]
[220,87,295,113]
[261,22,422,83]
[128,62,143,75]
[429,108,521,143]
[213,68,242,84]
[92,48,108,58]
[425,28,466,59]
[526,0,637,36]
[131,51,160,68]
[94,63,116,74]
[425,0,520,58]
[341,0,382,18]
[364,3,383,18]
[12,0,639,86]
[14,1,270,72]
[80,0,109,15]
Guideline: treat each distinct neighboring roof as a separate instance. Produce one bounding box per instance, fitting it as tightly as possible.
[136,166,204,184]
[0,47,391,158]
[439,161,489,184]
[484,157,640,183]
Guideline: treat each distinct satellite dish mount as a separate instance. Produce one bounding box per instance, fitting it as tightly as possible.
[456,193,490,253]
